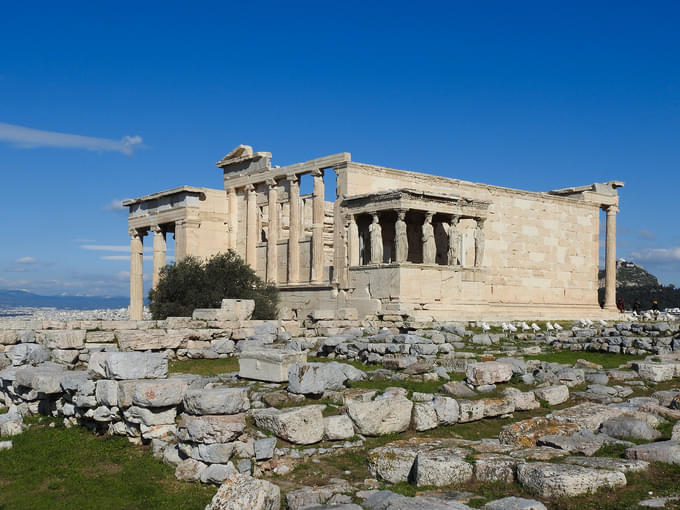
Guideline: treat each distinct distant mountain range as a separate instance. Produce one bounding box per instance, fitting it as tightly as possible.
[0,289,128,310]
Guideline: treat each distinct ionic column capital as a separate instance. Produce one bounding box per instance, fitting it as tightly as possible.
[150,225,163,234]
[245,183,256,193]
[266,178,277,189]
[286,174,299,184]
[128,228,145,238]
[310,168,324,178]
[606,205,619,215]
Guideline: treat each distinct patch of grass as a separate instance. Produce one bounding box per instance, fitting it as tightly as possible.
[307,356,376,373]
[0,407,7,415]
[168,357,239,376]
[0,420,215,510]
[657,419,678,439]
[347,378,444,397]
[526,351,646,369]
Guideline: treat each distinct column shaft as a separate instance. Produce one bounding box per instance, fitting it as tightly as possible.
[311,170,325,283]
[246,184,257,269]
[604,206,618,310]
[287,175,300,283]
[266,181,278,283]
[227,187,237,250]
[151,226,166,290]
[129,229,144,321]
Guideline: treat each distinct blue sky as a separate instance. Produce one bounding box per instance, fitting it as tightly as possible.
[1,1,679,297]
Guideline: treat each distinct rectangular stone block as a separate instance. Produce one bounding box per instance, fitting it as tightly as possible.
[41,330,86,349]
[238,351,307,382]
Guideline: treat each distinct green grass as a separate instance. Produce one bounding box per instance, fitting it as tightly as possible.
[0,418,215,510]
[168,357,239,376]
[526,350,646,369]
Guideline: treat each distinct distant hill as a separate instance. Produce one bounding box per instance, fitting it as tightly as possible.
[598,260,680,309]
[0,289,128,310]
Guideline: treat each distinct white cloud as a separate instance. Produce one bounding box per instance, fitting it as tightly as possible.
[637,229,657,241]
[103,199,128,212]
[0,122,143,156]
[12,256,38,265]
[81,245,130,252]
[630,247,680,264]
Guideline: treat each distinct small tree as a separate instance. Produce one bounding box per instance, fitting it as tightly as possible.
[148,250,278,320]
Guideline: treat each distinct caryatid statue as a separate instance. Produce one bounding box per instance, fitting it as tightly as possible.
[394,210,408,263]
[422,212,436,264]
[474,218,485,267]
[446,215,461,266]
[369,213,383,264]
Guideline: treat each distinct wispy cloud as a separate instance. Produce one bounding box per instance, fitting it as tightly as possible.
[5,256,53,273]
[630,247,680,264]
[0,122,143,156]
[637,229,656,241]
[81,245,130,252]
[12,256,39,265]
[102,199,128,212]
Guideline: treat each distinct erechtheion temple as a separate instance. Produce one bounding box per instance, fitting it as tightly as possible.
[124,145,623,321]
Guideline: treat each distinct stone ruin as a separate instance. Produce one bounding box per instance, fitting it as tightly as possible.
[124,144,624,323]
[0,299,679,509]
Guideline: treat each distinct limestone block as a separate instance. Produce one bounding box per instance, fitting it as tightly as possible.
[482,397,515,418]
[323,415,355,440]
[520,460,627,498]
[51,349,80,365]
[0,412,25,437]
[367,445,418,483]
[633,362,676,382]
[8,344,50,366]
[466,362,513,386]
[140,423,176,441]
[133,379,189,407]
[96,379,119,406]
[412,402,438,431]
[0,331,19,345]
[115,329,186,350]
[625,440,680,464]
[482,497,547,510]
[600,417,661,441]
[346,397,413,436]
[551,402,626,431]
[176,414,246,444]
[205,471,280,510]
[238,351,306,383]
[124,405,176,426]
[96,352,168,380]
[254,437,276,460]
[287,362,365,396]
[499,416,580,447]
[458,400,486,423]
[212,339,235,354]
[563,456,650,473]
[413,451,473,487]
[182,442,235,464]
[15,366,68,394]
[183,387,250,415]
[175,458,207,482]
[85,331,116,343]
[503,388,540,411]
[474,454,519,483]
[432,396,460,425]
[40,330,86,349]
[194,300,256,322]
[533,385,569,406]
[252,406,324,445]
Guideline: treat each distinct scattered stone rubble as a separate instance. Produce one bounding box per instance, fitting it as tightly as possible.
[0,303,679,508]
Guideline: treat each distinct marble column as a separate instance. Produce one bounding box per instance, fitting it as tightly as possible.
[287,174,300,283]
[604,205,619,310]
[246,184,257,269]
[129,228,145,321]
[266,179,278,283]
[447,215,461,266]
[151,225,166,290]
[348,215,360,266]
[474,218,485,268]
[174,219,187,260]
[227,187,237,250]
[311,169,325,283]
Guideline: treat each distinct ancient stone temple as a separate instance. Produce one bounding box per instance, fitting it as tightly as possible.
[124,145,623,321]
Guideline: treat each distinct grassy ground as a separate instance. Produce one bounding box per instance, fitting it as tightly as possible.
[0,417,215,510]
[526,351,646,369]
[168,357,239,376]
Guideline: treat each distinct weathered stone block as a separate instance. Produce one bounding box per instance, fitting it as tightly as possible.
[517,462,626,498]
[238,351,306,383]
[252,406,324,445]
[183,387,250,415]
[176,414,246,444]
[346,397,413,436]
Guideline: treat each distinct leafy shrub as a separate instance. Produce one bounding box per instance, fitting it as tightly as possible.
[148,250,278,320]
